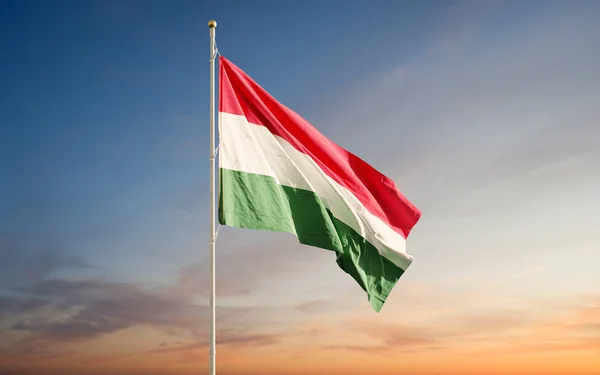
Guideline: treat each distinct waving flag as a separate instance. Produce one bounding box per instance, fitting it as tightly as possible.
[218,56,421,312]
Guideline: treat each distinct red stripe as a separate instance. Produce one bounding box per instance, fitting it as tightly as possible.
[219,56,421,239]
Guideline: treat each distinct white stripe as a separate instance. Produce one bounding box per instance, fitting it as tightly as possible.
[219,112,412,270]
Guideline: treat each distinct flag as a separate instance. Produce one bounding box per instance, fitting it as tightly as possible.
[218,56,421,312]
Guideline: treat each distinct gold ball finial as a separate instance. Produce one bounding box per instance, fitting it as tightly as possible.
[208,20,217,29]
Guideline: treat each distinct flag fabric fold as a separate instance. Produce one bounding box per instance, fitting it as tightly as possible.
[217,56,421,312]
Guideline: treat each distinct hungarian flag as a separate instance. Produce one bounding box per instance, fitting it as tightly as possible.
[218,56,421,312]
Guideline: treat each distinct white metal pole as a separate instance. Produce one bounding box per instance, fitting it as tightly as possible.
[208,19,217,375]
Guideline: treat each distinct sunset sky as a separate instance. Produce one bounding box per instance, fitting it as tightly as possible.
[2,0,600,374]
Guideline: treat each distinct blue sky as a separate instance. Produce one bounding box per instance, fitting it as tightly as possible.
[1,1,600,374]
[0,0,472,288]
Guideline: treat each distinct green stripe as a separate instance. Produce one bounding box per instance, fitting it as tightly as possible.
[218,168,406,312]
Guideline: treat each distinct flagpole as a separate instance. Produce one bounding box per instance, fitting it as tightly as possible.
[208,19,217,375]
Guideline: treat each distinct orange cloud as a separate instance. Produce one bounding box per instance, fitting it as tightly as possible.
[3,284,600,375]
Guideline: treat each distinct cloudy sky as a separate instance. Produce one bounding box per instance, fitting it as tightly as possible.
[1,0,600,374]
